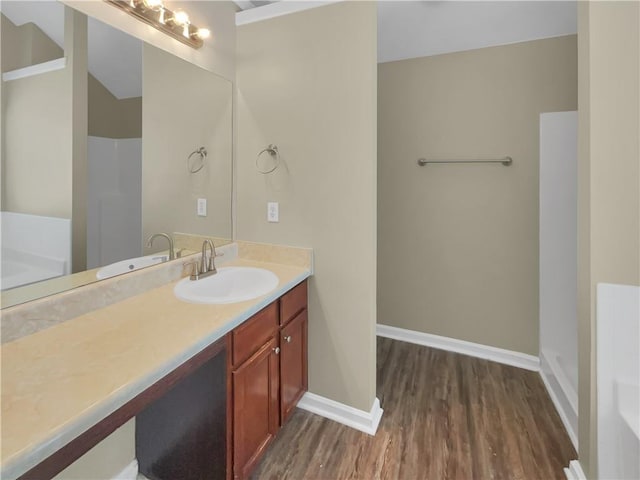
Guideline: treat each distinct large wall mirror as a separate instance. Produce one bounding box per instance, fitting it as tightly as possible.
[0,1,233,308]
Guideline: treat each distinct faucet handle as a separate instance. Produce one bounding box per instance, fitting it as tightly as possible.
[189,261,200,281]
[208,254,217,273]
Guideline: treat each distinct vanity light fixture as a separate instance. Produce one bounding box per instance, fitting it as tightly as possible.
[142,0,163,9]
[106,0,210,49]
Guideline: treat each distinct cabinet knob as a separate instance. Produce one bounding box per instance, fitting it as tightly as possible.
[273,347,280,355]
[284,335,292,343]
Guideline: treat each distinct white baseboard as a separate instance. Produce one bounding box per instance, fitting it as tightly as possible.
[297,392,383,436]
[376,324,540,371]
[564,460,586,480]
[539,351,579,451]
[112,460,138,480]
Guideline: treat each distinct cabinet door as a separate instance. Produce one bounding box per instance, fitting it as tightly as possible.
[280,309,308,424]
[232,337,280,480]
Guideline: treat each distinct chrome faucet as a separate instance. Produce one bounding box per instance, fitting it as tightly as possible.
[201,239,217,275]
[146,233,175,260]
[191,240,218,281]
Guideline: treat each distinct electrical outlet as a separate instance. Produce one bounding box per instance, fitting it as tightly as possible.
[197,198,207,216]
[267,202,279,222]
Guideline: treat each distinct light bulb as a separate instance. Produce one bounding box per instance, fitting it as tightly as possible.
[142,0,163,10]
[196,28,210,39]
[173,10,189,25]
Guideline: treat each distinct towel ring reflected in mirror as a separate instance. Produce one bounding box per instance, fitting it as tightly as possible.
[187,147,207,174]
[256,144,280,174]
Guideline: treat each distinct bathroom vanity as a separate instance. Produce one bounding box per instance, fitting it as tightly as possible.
[0,252,311,480]
[229,281,308,480]
[136,280,308,480]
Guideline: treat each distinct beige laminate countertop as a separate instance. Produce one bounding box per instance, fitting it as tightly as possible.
[0,258,310,480]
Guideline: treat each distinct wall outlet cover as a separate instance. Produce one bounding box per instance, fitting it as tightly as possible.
[197,198,207,217]
[267,202,279,222]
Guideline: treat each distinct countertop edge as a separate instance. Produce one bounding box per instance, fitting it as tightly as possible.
[2,269,311,480]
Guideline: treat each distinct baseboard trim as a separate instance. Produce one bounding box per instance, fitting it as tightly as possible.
[564,460,586,480]
[539,352,579,451]
[377,324,540,371]
[297,392,383,436]
[112,459,138,480]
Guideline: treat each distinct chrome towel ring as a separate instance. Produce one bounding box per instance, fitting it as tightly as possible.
[187,147,207,174]
[256,144,280,174]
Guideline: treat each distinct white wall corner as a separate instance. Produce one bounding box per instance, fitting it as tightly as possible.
[377,324,540,371]
[564,460,586,480]
[112,459,138,480]
[297,392,383,436]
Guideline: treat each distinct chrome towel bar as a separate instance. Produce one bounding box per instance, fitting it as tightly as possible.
[417,156,512,166]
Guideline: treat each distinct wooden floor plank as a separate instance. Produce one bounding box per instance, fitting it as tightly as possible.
[252,337,576,480]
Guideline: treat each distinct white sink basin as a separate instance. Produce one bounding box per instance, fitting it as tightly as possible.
[96,254,169,280]
[173,266,279,304]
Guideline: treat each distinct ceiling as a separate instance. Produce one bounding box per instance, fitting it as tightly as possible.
[235,1,577,63]
[233,0,277,10]
[1,1,577,98]
[377,1,577,63]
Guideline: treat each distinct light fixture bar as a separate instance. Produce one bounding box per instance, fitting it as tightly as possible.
[105,0,207,49]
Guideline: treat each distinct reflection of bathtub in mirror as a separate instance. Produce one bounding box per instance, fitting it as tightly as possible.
[1,212,71,291]
[96,254,168,280]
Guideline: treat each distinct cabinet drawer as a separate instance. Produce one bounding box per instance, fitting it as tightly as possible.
[280,281,307,326]
[232,302,278,367]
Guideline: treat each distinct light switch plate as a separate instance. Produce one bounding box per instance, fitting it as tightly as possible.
[197,198,207,216]
[267,202,279,222]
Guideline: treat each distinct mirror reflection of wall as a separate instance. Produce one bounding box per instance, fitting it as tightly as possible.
[86,20,142,270]
[1,1,74,290]
[142,44,233,255]
[0,1,233,308]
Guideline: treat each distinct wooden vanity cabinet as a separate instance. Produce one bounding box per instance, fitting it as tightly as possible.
[229,280,308,480]
[279,283,308,424]
[230,304,280,480]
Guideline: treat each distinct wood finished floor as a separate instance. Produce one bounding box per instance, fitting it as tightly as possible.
[252,337,576,480]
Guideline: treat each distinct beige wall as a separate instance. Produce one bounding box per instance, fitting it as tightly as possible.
[53,420,135,480]
[577,2,640,477]
[1,14,63,73]
[236,2,378,411]
[67,7,88,273]
[142,43,233,249]
[1,13,69,216]
[88,75,141,139]
[1,17,4,210]
[2,68,72,217]
[378,36,577,356]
